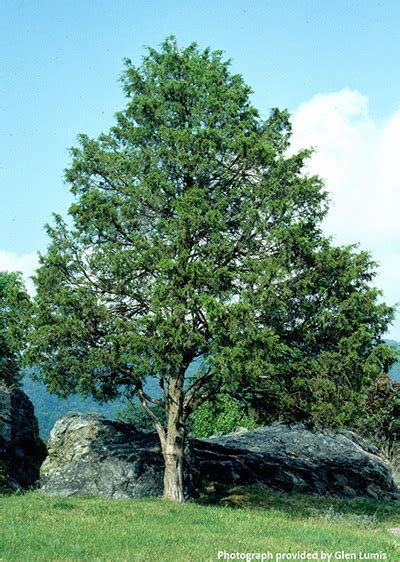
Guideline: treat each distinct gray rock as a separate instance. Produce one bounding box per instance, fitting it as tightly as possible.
[0,383,47,491]
[192,424,400,500]
[40,413,163,498]
[40,413,399,500]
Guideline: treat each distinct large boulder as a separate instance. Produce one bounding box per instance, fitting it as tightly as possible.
[192,424,399,499]
[40,412,164,498]
[40,412,399,500]
[0,383,47,491]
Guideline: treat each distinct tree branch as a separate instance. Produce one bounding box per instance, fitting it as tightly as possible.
[184,380,224,417]
[135,379,164,406]
[135,382,166,448]
[184,366,212,398]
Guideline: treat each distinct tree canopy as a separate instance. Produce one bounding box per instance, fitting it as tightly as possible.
[245,243,397,428]
[0,271,31,386]
[28,37,395,501]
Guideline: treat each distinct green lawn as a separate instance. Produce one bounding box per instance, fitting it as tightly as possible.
[0,487,399,561]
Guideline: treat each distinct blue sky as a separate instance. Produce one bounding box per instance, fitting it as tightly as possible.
[1,0,400,337]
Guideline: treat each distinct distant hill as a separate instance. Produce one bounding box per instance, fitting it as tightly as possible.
[23,376,126,439]
[386,339,400,382]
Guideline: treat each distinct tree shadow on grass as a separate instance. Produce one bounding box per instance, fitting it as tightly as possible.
[197,483,400,527]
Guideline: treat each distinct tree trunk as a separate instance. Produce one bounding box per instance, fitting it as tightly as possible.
[162,375,186,502]
[163,431,185,502]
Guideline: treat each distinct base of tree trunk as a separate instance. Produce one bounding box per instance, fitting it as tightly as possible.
[163,448,185,503]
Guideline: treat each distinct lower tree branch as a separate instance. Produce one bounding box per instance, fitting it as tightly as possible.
[135,382,166,448]
[183,380,224,417]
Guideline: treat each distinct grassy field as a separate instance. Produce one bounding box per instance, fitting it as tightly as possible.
[0,487,399,562]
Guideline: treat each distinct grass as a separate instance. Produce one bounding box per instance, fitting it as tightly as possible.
[0,487,399,561]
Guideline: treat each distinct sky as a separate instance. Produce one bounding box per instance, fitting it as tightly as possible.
[1,0,400,337]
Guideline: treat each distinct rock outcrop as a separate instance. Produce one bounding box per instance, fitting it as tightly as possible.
[192,424,399,499]
[0,383,47,491]
[40,412,399,500]
[40,413,164,498]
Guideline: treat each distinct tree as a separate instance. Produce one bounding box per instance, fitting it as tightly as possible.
[0,271,31,386]
[28,37,394,502]
[362,374,400,461]
[244,243,397,429]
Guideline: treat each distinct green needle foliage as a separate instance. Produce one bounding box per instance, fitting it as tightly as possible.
[362,373,400,461]
[0,271,31,386]
[247,244,398,429]
[27,37,395,501]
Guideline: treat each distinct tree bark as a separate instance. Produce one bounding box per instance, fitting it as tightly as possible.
[162,429,185,502]
[162,375,186,502]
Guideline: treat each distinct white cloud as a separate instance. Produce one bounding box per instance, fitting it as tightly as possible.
[290,89,400,338]
[0,250,39,295]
